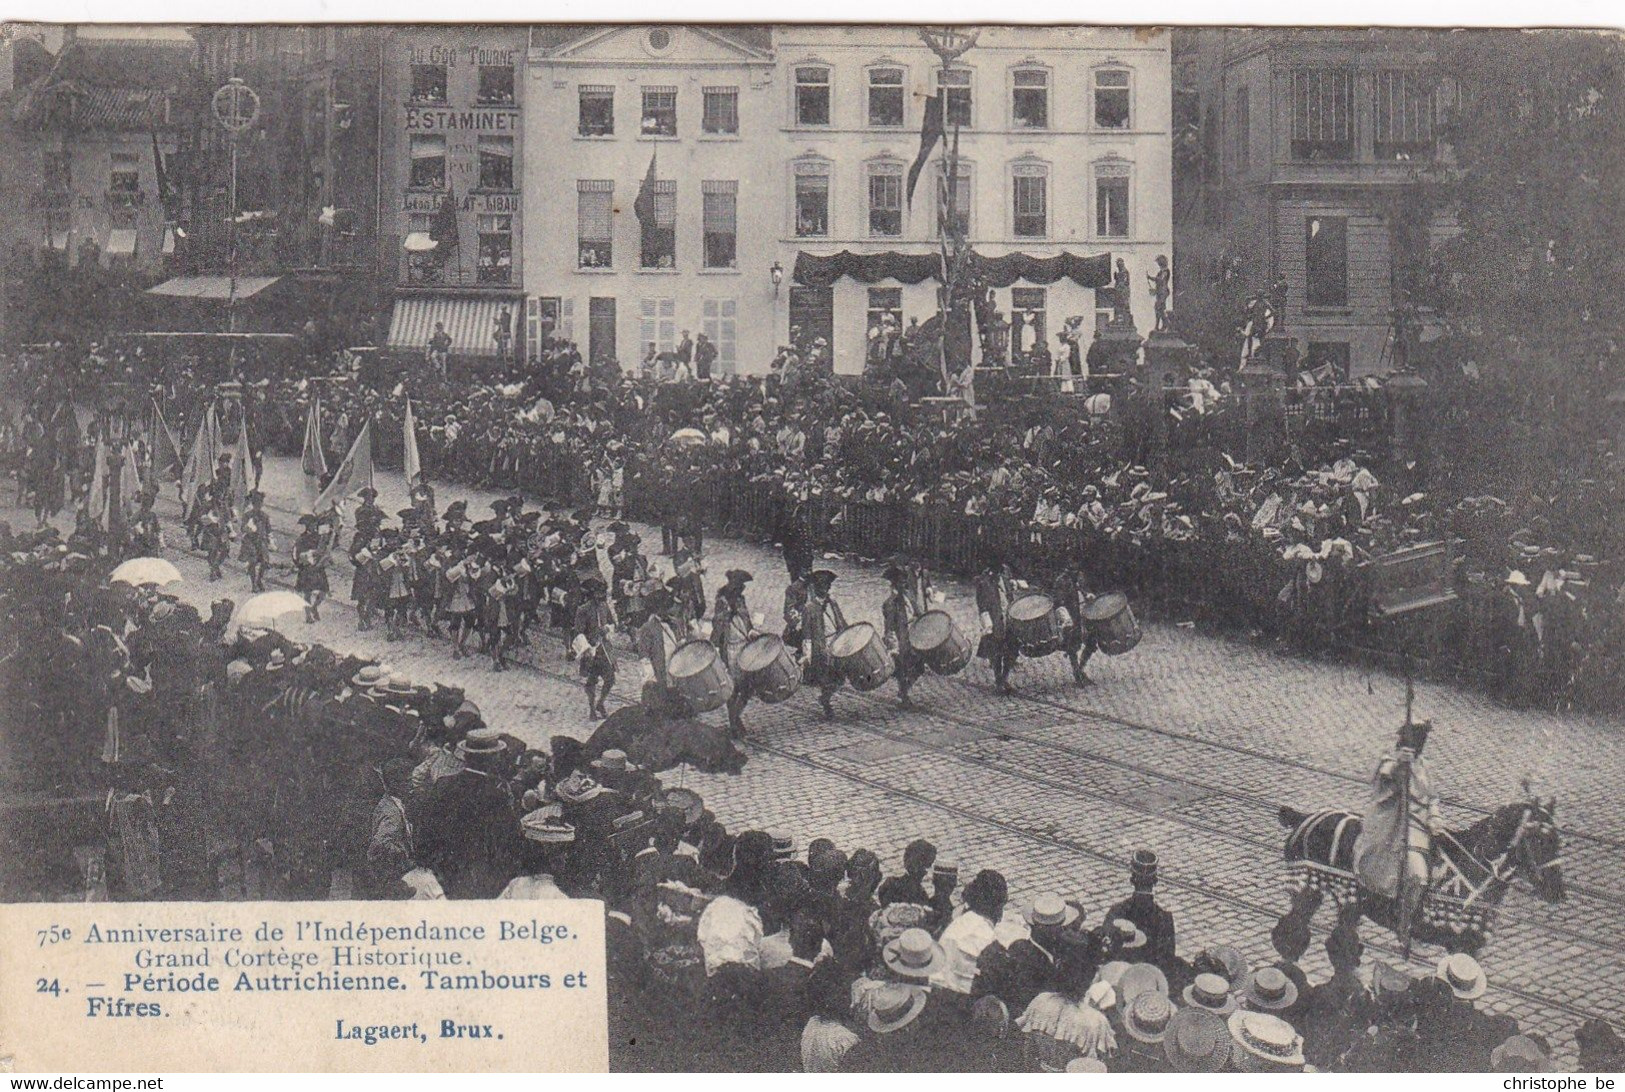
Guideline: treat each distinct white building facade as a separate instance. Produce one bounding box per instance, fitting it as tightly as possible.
[522,26,1172,376]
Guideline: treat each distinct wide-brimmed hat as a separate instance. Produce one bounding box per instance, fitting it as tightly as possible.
[883,927,947,981]
[374,673,416,697]
[1182,973,1238,1015]
[520,807,576,844]
[868,903,932,949]
[724,569,753,585]
[457,727,508,759]
[1198,945,1253,994]
[591,749,636,773]
[1436,953,1487,1000]
[1243,966,1299,1012]
[1024,893,1081,928]
[808,569,837,590]
[555,769,608,803]
[1125,991,1178,1044]
[1108,917,1148,950]
[1163,1008,1232,1072]
[358,486,378,500]
[1228,1011,1304,1069]
[867,983,928,1034]
[1490,1034,1555,1073]
[351,665,387,689]
[1119,962,1170,1005]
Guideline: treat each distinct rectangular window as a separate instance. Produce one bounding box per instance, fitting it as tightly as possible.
[1306,341,1351,381]
[940,69,972,128]
[1095,170,1130,237]
[640,297,677,356]
[577,180,613,269]
[527,297,559,359]
[410,61,447,104]
[937,163,970,238]
[1234,86,1250,171]
[1291,69,1355,160]
[795,67,830,126]
[1012,172,1047,238]
[702,180,737,269]
[110,151,140,193]
[868,168,903,237]
[642,87,677,136]
[795,171,829,237]
[1012,69,1049,129]
[477,213,512,284]
[1374,70,1435,160]
[477,136,513,191]
[867,287,903,337]
[1094,69,1131,129]
[579,86,614,136]
[702,297,738,372]
[409,134,446,190]
[1305,215,1349,307]
[1011,287,1046,357]
[702,87,739,135]
[478,62,515,106]
[868,69,905,127]
[405,211,437,283]
[640,179,677,268]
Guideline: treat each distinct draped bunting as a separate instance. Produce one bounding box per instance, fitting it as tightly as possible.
[793,250,1112,289]
[793,251,943,287]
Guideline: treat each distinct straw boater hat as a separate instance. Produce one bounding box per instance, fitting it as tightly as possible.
[519,807,576,844]
[456,727,507,761]
[866,982,928,1035]
[1124,991,1178,1044]
[590,749,637,773]
[1024,893,1081,928]
[1228,1011,1305,1069]
[351,664,387,689]
[1436,953,1488,1000]
[883,927,947,981]
[1182,973,1238,1016]
[1490,1034,1555,1073]
[1197,945,1254,994]
[1118,962,1170,1005]
[1109,917,1149,952]
[1163,1008,1233,1072]
[1243,966,1299,1013]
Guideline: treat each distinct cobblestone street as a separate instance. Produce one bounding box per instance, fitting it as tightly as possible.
[29,451,1621,1067]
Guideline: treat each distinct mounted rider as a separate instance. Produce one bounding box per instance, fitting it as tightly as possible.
[1353,720,1445,935]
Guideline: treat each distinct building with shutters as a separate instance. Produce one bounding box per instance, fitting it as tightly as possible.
[378,26,529,367]
[1172,29,1458,379]
[771,26,1173,376]
[520,25,776,373]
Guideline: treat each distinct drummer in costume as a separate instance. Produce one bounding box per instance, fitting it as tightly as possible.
[485,563,517,672]
[409,472,436,528]
[881,563,925,709]
[634,585,686,719]
[239,490,272,593]
[443,551,482,660]
[673,546,707,622]
[974,561,1021,694]
[293,512,335,622]
[575,575,618,721]
[804,569,847,720]
[783,566,810,662]
[1053,562,1100,687]
[713,569,757,735]
[351,486,385,555]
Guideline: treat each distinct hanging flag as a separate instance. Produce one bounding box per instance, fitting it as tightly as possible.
[403,399,422,486]
[633,152,658,234]
[229,417,253,520]
[312,419,375,516]
[149,399,183,482]
[300,398,328,510]
[429,189,459,262]
[905,95,944,208]
[180,404,220,509]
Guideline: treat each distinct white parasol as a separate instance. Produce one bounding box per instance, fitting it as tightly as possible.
[109,557,183,588]
[232,590,310,634]
[670,428,707,447]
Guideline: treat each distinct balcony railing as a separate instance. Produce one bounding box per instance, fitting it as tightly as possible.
[401,262,514,289]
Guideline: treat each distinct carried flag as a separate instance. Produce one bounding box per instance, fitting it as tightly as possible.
[403,398,422,486]
[300,398,328,510]
[312,419,375,516]
[148,399,184,482]
[905,94,944,208]
[85,437,109,528]
[180,404,220,508]
[117,441,142,528]
[230,418,253,519]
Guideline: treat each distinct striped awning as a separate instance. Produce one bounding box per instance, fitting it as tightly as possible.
[387,296,518,357]
[146,275,281,300]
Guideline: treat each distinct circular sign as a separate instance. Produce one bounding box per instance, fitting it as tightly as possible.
[211,79,260,133]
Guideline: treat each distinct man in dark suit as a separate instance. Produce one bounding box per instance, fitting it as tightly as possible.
[756,910,826,1029]
[973,561,1020,694]
[1106,849,1180,979]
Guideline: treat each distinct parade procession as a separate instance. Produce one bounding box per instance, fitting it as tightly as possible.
[1,21,1623,1076]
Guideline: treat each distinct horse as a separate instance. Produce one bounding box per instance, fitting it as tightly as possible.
[1277,798,1565,955]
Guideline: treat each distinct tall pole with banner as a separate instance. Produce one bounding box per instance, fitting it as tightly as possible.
[919,27,979,411]
[211,78,260,334]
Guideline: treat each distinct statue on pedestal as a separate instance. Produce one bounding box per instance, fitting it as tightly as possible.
[1147,255,1172,331]
[1268,276,1290,334]
[1112,257,1134,326]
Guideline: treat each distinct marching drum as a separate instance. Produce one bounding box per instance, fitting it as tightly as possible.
[831,623,893,692]
[738,634,800,704]
[909,610,971,676]
[1009,594,1064,656]
[669,640,733,712]
[1083,592,1142,656]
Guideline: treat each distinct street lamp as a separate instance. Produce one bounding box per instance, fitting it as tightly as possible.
[770,261,783,296]
[211,77,260,333]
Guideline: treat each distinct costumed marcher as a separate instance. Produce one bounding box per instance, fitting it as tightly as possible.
[292,513,334,622]
[1054,560,1100,687]
[575,576,617,720]
[881,562,925,709]
[238,490,272,593]
[803,569,846,721]
[713,569,756,735]
[974,560,1020,694]
[1352,720,1445,944]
